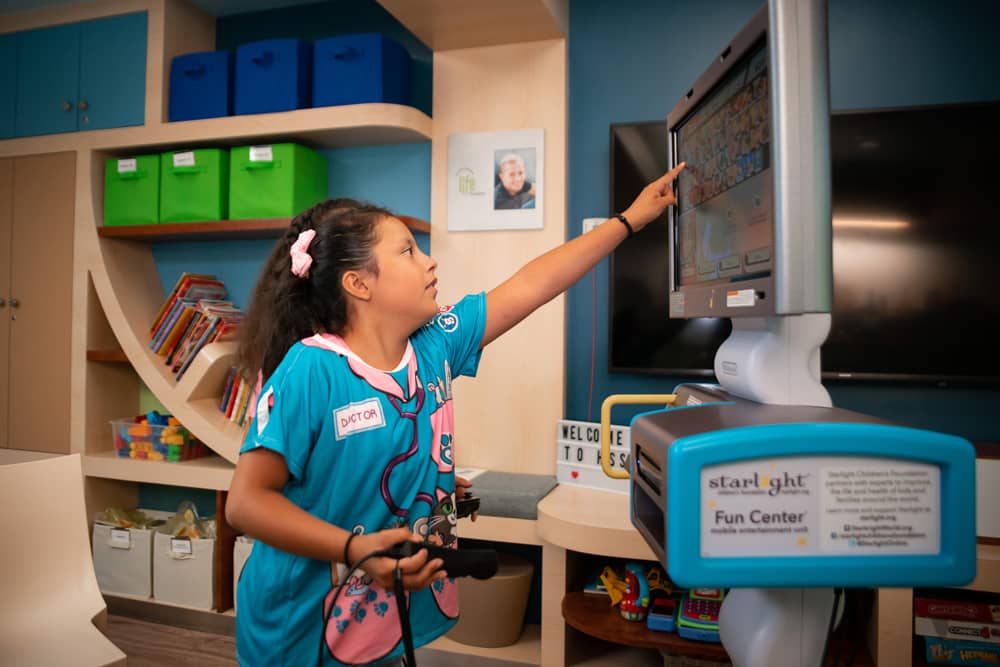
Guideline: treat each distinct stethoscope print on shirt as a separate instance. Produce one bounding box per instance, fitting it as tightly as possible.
[300,335,459,666]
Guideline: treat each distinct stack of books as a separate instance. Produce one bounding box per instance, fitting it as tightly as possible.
[149,273,245,381]
[915,595,1000,665]
[219,368,254,428]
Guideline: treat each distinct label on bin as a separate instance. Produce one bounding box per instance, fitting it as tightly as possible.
[109,528,131,549]
[116,158,137,174]
[170,537,194,558]
[249,145,274,162]
[173,151,195,167]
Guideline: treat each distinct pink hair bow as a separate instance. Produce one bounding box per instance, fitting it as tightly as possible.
[290,229,317,278]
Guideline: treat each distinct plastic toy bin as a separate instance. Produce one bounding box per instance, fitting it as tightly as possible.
[110,419,203,462]
[104,155,159,226]
[447,552,533,647]
[169,50,234,122]
[234,38,311,115]
[229,143,328,219]
[313,33,411,107]
[159,148,230,223]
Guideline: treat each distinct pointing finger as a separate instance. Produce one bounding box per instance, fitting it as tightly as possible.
[656,162,686,187]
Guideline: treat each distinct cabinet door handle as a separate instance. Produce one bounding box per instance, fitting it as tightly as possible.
[63,101,74,112]
[9,298,18,308]
[78,100,89,111]
[0,297,5,307]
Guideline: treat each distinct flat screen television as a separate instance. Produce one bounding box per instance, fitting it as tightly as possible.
[608,100,1000,384]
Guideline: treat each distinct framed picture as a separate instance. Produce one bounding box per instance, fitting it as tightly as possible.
[448,128,544,231]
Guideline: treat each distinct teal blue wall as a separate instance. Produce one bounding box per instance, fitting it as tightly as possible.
[565,0,1000,441]
[138,483,218,517]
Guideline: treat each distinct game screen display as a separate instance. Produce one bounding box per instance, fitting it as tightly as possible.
[675,42,773,288]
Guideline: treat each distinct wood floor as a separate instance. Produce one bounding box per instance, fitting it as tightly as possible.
[104,615,529,667]
[106,615,237,667]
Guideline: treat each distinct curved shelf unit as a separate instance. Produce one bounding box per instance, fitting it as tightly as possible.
[537,485,655,561]
[562,592,728,660]
[1,103,433,159]
[82,104,434,468]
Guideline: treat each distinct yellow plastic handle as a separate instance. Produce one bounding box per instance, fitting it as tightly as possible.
[600,394,677,479]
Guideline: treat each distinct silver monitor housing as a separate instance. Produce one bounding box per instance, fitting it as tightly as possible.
[667,2,831,319]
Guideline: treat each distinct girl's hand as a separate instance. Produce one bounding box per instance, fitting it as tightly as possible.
[622,162,687,232]
[347,526,445,591]
[455,475,478,522]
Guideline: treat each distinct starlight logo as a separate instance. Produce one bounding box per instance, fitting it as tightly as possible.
[707,470,810,496]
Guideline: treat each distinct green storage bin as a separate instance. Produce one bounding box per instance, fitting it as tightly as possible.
[159,148,230,223]
[104,155,160,226]
[229,143,328,219]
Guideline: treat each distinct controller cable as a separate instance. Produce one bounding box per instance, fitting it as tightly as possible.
[319,547,425,667]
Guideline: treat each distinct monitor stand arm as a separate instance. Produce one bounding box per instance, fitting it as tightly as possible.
[720,587,840,667]
[714,313,832,408]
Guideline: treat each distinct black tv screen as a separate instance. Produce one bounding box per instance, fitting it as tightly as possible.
[825,101,1000,383]
[608,101,1000,384]
[609,121,732,376]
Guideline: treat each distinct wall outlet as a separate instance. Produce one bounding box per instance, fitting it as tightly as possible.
[582,217,605,234]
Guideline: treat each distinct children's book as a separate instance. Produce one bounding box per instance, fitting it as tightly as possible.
[149,274,226,339]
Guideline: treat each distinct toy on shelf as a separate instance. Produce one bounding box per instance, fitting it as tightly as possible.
[161,500,216,539]
[620,562,650,621]
[599,565,627,606]
[110,411,206,462]
[677,588,726,642]
[647,596,678,632]
[646,565,674,597]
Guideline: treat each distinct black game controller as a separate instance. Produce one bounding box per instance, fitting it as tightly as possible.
[456,495,480,519]
[387,541,498,579]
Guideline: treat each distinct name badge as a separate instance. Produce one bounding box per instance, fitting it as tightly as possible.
[334,399,386,440]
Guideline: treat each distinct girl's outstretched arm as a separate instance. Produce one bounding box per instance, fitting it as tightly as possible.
[481,163,685,348]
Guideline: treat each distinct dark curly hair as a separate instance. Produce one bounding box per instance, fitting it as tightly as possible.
[237,198,394,384]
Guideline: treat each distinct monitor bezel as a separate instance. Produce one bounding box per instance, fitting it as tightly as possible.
[667,6,774,319]
[667,1,832,320]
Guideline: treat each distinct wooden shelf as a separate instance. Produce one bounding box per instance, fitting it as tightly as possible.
[98,219,291,242]
[562,592,729,660]
[97,214,431,243]
[966,543,1000,592]
[377,0,566,50]
[87,349,129,362]
[537,486,656,560]
[563,592,874,666]
[1,104,433,159]
[426,624,541,664]
[82,451,234,490]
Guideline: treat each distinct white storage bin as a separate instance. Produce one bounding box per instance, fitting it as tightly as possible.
[233,536,254,614]
[153,531,216,609]
[92,522,154,597]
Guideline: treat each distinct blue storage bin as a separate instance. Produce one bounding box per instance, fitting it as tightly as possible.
[169,51,233,122]
[313,33,410,107]
[235,38,311,115]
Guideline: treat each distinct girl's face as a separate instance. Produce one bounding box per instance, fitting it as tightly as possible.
[368,217,439,327]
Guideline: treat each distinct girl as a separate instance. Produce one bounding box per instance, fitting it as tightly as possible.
[226,163,686,666]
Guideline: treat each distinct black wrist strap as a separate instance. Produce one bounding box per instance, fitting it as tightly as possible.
[614,213,634,238]
[342,532,357,570]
